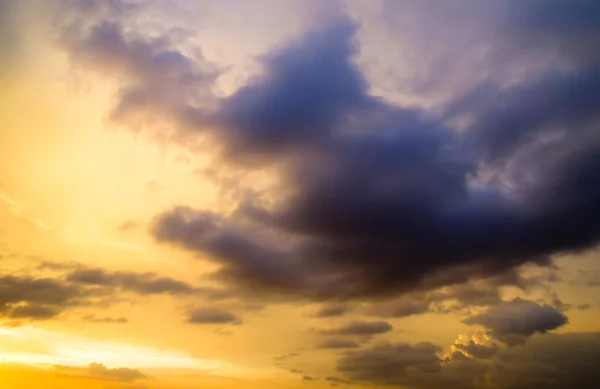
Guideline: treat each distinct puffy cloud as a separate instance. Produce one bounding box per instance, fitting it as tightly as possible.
[317,320,392,336]
[186,307,241,325]
[317,339,360,350]
[463,298,568,345]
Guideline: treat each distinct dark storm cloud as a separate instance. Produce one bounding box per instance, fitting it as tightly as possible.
[215,21,376,162]
[66,267,196,295]
[463,298,568,345]
[61,0,600,301]
[317,320,392,336]
[317,339,360,350]
[186,307,241,325]
[336,332,600,389]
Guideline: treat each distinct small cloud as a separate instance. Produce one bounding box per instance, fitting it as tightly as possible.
[6,304,58,320]
[82,314,128,324]
[311,304,350,318]
[52,362,146,382]
[118,220,139,232]
[145,181,162,194]
[317,320,393,336]
[317,338,360,349]
[186,307,242,325]
[274,352,299,362]
[577,303,591,311]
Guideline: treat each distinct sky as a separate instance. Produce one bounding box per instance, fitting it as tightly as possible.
[1,1,600,388]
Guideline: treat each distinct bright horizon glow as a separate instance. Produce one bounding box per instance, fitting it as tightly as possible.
[0,326,222,370]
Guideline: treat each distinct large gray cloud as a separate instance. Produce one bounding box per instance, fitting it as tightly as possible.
[57,0,600,302]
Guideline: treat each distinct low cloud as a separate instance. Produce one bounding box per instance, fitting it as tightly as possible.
[311,304,351,318]
[82,314,128,324]
[317,320,393,336]
[186,307,242,325]
[66,267,196,295]
[53,362,146,382]
[336,332,600,388]
[463,298,568,345]
[317,339,360,349]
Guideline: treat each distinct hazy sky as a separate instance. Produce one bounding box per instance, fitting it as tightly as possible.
[1,1,600,388]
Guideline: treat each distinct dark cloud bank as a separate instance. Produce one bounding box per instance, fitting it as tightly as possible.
[56,0,600,304]
[120,1,600,302]
[336,332,600,389]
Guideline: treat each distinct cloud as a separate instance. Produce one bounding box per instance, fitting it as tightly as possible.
[58,0,600,303]
[0,274,85,323]
[317,320,392,336]
[311,304,350,318]
[118,220,139,232]
[452,340,498,360]
[59,2,218,138]
[317,339,360,349]
[66,267,196,295]
[53,362,146,382]
[6,304,58,320]
[463,298,568,345]
[302,375,316,381]
[82,314,128,324]
[274,352,299,362]
[367,297,430,318]
[335,332,600,389]
[186,307,241,325]
[337,341,445,386]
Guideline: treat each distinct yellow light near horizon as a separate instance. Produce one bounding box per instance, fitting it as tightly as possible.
[0,326,221,371]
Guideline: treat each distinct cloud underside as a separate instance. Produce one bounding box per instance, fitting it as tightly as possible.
[56,0,600,303]
[336,332,600,389]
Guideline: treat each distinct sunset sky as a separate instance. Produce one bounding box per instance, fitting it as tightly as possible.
[1,1,600,388]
